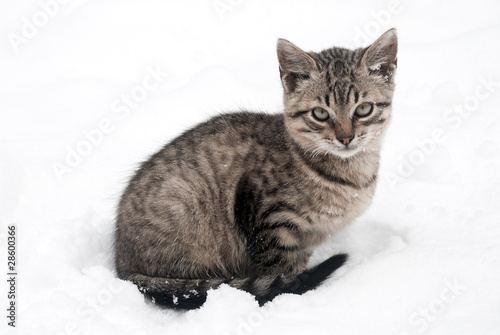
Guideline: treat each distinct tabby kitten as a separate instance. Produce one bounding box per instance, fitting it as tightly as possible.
[115,29,398,309]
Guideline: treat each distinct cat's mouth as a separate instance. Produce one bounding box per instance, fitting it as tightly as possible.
[333,145,362,158]
[324,137,363,158]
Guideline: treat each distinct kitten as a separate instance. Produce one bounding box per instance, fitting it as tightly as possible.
[115,29,397,309]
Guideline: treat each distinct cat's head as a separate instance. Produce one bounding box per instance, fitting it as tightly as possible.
[277,29,397,159]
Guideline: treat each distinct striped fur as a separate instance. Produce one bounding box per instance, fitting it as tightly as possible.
[115,29,397,309]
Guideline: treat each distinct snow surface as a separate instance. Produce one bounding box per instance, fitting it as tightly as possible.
[1,0,500,334]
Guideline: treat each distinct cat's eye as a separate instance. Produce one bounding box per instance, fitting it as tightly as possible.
[354,103,373,117]
[312,108,329,121]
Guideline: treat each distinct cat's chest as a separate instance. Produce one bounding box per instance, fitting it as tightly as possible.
[301,182,375,236]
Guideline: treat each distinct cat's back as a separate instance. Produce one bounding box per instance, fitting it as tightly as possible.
[170,111,285,151]
[120,111,287,218]
[137,111,284,176]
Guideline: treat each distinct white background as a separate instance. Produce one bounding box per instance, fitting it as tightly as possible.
[1,0,500,334]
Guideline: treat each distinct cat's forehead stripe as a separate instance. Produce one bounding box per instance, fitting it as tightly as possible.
[332,81,355,106]
[324,94,330,107]
[319,84,360,109]
[331,81,338,104]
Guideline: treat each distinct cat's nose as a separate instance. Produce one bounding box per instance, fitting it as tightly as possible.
[337,135,354,145]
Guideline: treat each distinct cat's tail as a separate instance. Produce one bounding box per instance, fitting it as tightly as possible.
[127,253,347,310]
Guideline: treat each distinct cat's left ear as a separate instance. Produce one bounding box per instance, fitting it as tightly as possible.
[360,28,398,82]
[277,39,319,93]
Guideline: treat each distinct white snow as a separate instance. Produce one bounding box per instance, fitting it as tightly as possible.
[1,0,500,334]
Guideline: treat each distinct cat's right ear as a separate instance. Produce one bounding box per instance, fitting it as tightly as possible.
[360,28,398,82]
[277,39,319,93]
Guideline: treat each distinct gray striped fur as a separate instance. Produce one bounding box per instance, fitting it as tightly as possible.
[115,29,398,308]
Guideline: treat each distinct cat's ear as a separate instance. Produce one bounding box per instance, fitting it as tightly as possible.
[360,28,398,81]
[277,39,319,93]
